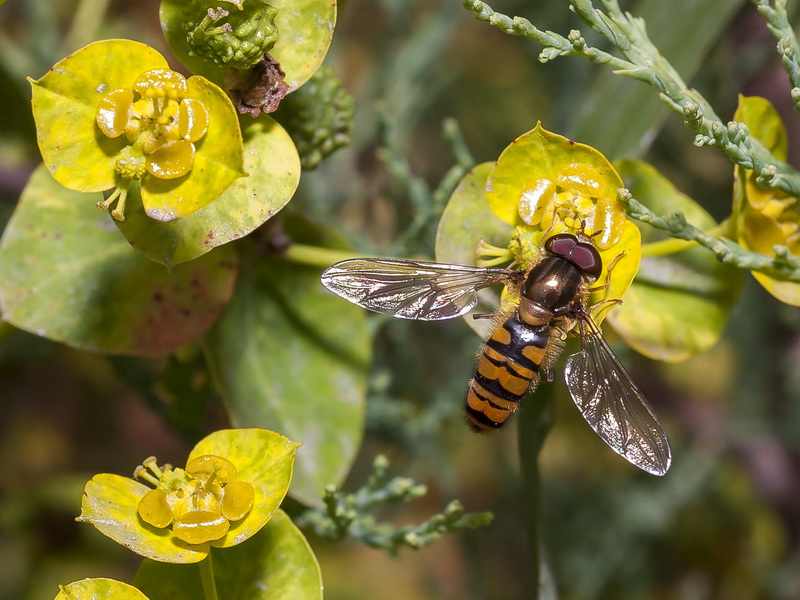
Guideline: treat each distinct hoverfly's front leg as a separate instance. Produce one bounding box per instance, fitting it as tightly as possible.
[588,250,625,295]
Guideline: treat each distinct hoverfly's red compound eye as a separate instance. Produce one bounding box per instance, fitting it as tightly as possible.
[544,234,578,258]
[569,243,603,279]
[544,233,603,279]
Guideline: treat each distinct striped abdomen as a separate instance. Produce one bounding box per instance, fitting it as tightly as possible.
[465,313,552,431]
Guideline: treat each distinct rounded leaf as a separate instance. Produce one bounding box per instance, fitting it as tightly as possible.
[29,39,168,192]
[160,0,336,92]
[486,123,627,249]
[203,215,369,507]
[140,76,246,221]
[733,95,800,305]
[114,115,300,268]
[78,473,210,563]
[188,429,300,547]
[55,578,150,600]
[135,510,322,600]
[610,159,742,361]
[0,165,238,356]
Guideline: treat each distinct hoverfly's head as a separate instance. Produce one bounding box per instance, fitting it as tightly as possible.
[543,233,603,280]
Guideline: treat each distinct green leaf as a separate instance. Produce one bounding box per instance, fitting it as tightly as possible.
[55,578,150,600]
[134,510,322,600]
[140,76,246,221]
[160,0,336,92]
[115,116,300,268]
[29,39,168,192]
[204,214,370,507]
[188,429,300,548]
[610,159,742,361]
[0,165,237,356]
[77,473,210,564]
[435,161,512,338]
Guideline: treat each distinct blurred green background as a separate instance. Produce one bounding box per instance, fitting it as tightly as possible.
[1,1,799,599]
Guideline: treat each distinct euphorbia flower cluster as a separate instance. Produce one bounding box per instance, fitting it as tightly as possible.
[77,428,298,564]
[30,39,244,223]
[135,455,254,544]
[477,123,641,325]
[96,69,210,219]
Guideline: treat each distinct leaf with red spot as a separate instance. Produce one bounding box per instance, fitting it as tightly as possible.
[0,165,237,356]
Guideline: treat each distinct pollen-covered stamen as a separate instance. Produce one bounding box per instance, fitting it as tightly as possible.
[133,463,161,487]
[98,180,133,222]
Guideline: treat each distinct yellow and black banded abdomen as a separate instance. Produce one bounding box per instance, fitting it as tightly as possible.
[466,313,551,432]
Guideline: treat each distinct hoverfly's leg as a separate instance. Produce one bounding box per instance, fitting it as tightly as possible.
[472,312,499,320]
[587,298,623,317]
[542,364,555,383]
[588,250,626,294]
[538,209,559,249]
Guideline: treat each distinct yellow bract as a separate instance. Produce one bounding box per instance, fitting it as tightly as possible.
[475,124,639,327]
[486,123,627,250]
[734,96,800,305]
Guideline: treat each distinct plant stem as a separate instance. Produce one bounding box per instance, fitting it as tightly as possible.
[463,0,800,197]
[60,0,112,55]
[623,192,800,280]
[639,220,731,257]
[199,554,219,600]
[283,244,369,267]
[517,385,555,597]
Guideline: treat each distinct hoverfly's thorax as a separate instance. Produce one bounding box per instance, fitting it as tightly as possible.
[521,256,582,318]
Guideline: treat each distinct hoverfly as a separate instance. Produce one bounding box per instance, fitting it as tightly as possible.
[321,231,672,476]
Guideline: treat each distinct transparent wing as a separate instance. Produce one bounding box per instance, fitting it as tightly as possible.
[321,258,522,321]
[564,314,672,476]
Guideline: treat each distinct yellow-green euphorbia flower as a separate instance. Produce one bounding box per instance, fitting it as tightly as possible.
[77,429,299,563]
[135,454,256,544]
[30,39,245,222]
[733,95,800,305]
[480,123,640,325]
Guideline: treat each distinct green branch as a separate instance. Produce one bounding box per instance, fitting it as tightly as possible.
[620,189,800,281]
[751,0,800,112]
[296,455,493,555]
[462,0,800,197]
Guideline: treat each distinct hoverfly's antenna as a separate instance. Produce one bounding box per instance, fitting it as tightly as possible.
[575,219,604,241]
[589,228,604,239]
